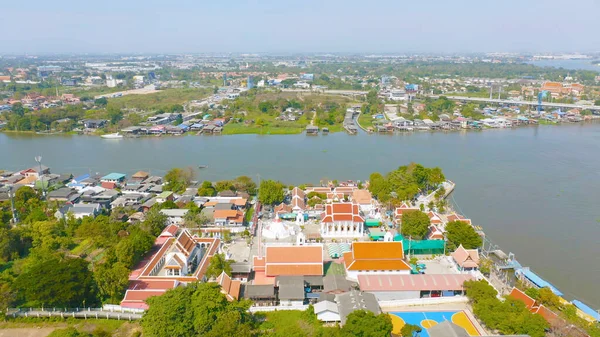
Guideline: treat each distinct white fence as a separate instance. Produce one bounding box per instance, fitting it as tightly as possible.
[249,305,308,313]
[379,296,468,309]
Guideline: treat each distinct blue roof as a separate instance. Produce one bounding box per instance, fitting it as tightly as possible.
[521,269,563,296]
[177,124,189,130]
[101,173,126,180]
[572,300,600,321]
[73,173,90,182]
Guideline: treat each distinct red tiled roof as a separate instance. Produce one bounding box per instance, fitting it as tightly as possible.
[160,224,179,237]
[358,274,475,292]
[128,280,178,290]
[321,202,364,223]
[213,209,239,219]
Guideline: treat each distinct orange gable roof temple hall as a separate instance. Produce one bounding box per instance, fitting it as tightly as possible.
[343,241,411,280]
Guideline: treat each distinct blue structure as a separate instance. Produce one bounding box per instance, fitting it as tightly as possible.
[405,84,419,92]
[301,73,314,81]
[520,269,563,296]
[537,90,550,114]
[223,73,227,86]
[572,300,600,322]
[247,75,254,89]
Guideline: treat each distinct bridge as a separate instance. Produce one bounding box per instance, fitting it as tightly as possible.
[429,95,600,111]
[6,307,144,320]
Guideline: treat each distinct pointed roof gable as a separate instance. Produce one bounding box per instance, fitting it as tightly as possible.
[428,211,443,225]
[175,230,196,257]
[447,213,472,225]
[291,187,305,199]
[394,203,420,218]
[321,202,364,223]
[451,244,480,268]
[216,271,241,301]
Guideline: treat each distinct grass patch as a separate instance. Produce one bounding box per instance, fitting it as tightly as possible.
[258,310,340,336]
[70,239,93,256]
[358,113,374,129]
[244,206,255,223]
[108,88,212,111]
[222,123,305,135]
[324,261,346,276]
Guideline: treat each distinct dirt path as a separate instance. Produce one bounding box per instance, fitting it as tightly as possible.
[0,328,56,337]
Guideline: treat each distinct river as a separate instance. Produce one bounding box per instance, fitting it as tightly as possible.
[1,125,600,308]
[526,59,600,72]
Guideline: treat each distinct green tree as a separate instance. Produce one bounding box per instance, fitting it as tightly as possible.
[215,180,235,192]
[340,310,393,337]
[233,176,257,194]
[401,323,422,337]
[140,208,168,236]
[205,253,232,279]
[142,283,253,337]
[15,254,97,307]
[445,220,482,250]
[164,167,194,194]
[93,262,130,304]
[198,181,217,196]
[401,210,430,240]
[94,97,108,106]
[524,287,540,300]
[258,180,285,205]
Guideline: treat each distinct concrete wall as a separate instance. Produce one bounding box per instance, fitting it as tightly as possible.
[347,269,411,281]
[369,291,420,302]
[317,311,341,322]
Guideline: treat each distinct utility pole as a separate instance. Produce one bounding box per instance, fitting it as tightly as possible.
[35,156,46,197]
[8,186,18,224]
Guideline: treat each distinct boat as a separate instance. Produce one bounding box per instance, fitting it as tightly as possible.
[198,165,208,169]
[101,133,123,139]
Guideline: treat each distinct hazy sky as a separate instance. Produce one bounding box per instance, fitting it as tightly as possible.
[2,0,599,54]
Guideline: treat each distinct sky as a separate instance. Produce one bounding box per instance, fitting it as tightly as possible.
[1,0,599,54]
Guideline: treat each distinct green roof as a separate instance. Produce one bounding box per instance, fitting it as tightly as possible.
[394,234,445,253]
[101,173,126,181]
[158,191,173,198]
[365,219,381,227]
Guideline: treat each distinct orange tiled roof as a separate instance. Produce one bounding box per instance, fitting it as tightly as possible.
[344,242,411,271]
[321,202,364,223]
[352,189,372,204]
[265,246,323,264]
[266,264,323,276]
[213,209,239,219]
[509,287,536,310]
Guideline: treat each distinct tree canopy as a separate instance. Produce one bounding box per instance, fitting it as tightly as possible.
[14,253,97,307]
[445,220,482,250]
[368,163,445,202]
[205,253,232,279]
[340,310,393,337]
[141,283,254,337]
[163,167,194,194]
[400,210,431,240]
[258,180,285,205]
[464,280,548,337]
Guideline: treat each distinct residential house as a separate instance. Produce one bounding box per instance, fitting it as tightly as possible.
[55,203,101,220]
[320,203,365,238]
[322,274,352,294]
[213,209,245,227]
[131,171,149,183]
[276,276,306,306]
[451,244,480,271]
[156,191,174,203]
[243,285,277,306]
[47,187,80,202]
[314,300,340,322]
[83,119,106,129]
[343,241,411,280]
[100,173,126,189]
[160,209,189,225]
